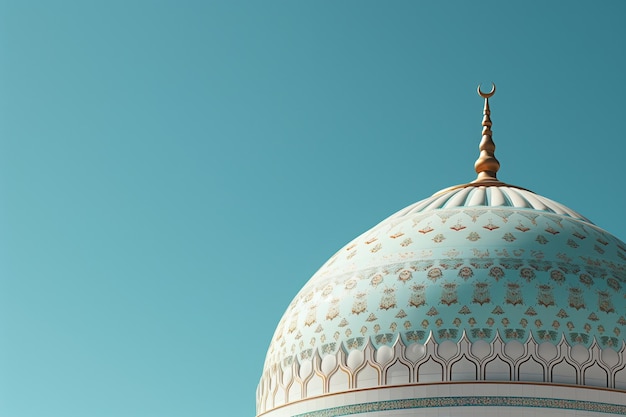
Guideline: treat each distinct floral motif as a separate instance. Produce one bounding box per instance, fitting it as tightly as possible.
[504,328,525,339]
[395,309,407,319]
[267,208,626,384]
[374,333,392,344]
[491,305,504,315]
[432,233,445,243]
[405,330,425,342]
[482,219,499,231]
[426,267,443,282]
[426,307,439,316]
[409,284,426,308]
[570,332,589,344]
[419,224,434,234]
[450,220,466,231]
[457,266,474,280]
[326,299,341,320]
[598,291,615,313]
[566,238,579,248]
[502,232,516,242]
[345,279,357,290]
[537,284,554,307]
[379,288,396,310]
[400,237,413,247]
[488,266,505,280]
[537,330,557,340]
[568,288,585,310]
[305,306,317,326]
[579,273,594,287]
[440,283,458,306]
[519,268,535,282]
[545,226,559,235]
[345,337,363,350]
[369,274,383,288]
[458,305,471,314]
[397,269,413,283]
[607,277,622,291]
[351,293,367,315]
[471,328,492,338]
[472,282,491,305]
[550,269,566,285]
[438,328,459,339]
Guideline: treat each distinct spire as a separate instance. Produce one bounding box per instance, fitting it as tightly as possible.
[473,83,500,183]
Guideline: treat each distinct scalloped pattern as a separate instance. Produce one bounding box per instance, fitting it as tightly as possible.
[257,333,626,414]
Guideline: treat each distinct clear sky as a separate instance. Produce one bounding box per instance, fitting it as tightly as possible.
[0,1,625,416]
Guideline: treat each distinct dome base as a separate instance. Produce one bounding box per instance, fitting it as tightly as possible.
[259,382,626,417]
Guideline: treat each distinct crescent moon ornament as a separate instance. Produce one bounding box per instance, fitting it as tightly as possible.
[477,83,496,98]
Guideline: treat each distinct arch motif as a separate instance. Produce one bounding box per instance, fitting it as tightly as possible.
[258,331,626,415]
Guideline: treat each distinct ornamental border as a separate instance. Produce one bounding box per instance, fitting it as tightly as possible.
[258,330,626,414]
[294,395,626,417]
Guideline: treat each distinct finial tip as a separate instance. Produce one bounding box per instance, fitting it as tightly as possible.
[477,83,496,99]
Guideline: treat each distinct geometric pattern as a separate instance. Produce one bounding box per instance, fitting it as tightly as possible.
[257,330,626,414]
[266,205,626,368]
[259,185,626,414]
[293,396,626,417]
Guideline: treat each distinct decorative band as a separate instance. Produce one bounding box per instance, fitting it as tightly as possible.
[294,395,626,417]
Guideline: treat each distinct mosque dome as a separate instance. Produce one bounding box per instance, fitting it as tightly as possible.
[257,85,626,417]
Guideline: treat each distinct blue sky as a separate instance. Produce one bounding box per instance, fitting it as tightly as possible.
[0,1,625,416]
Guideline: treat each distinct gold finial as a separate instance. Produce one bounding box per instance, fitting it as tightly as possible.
[473,83,500,183]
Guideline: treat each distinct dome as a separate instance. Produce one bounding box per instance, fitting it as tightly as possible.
[264,185,625,362]
[257,85,626,417]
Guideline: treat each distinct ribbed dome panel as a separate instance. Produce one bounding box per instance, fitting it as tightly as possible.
[392,185,589,222]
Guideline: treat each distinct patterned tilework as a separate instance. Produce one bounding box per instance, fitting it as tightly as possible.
[293,396,626,417]
[265,206,626,371]
[259,186,626,414]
